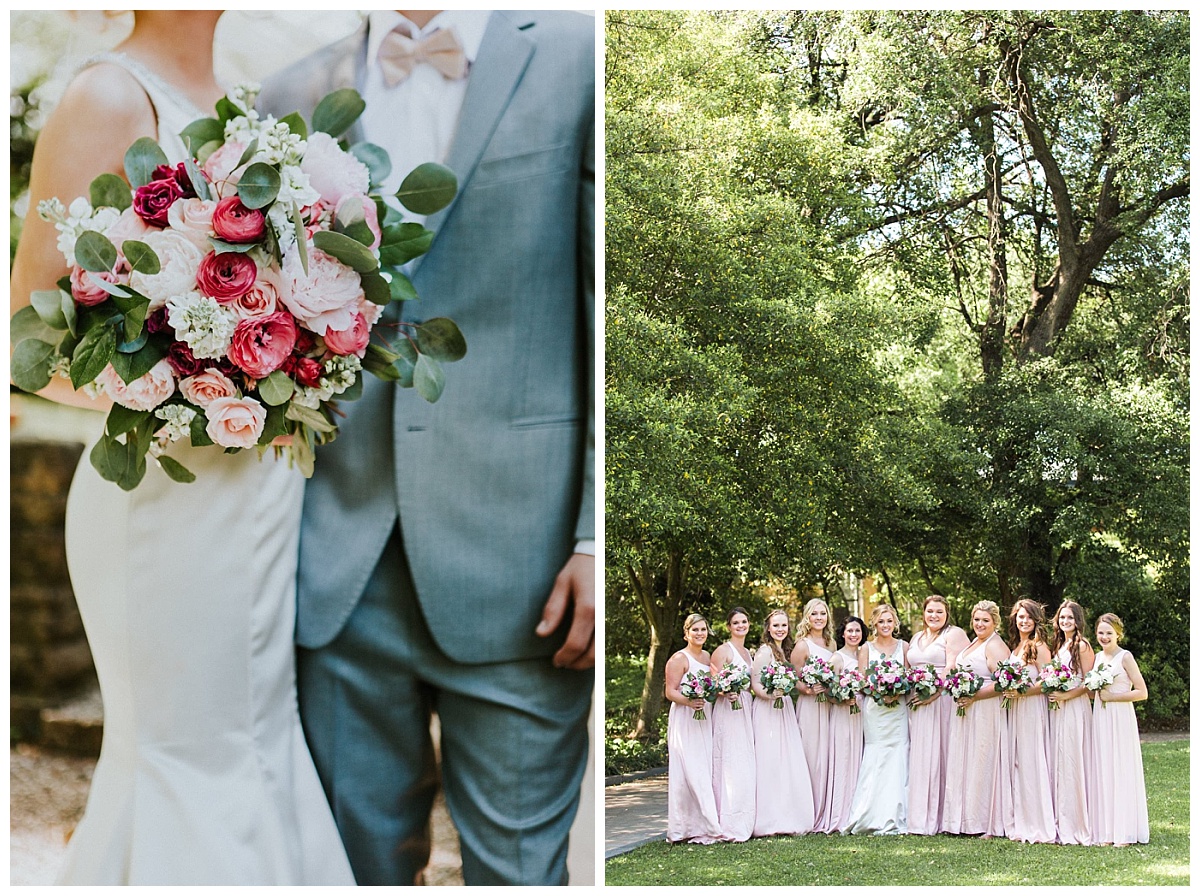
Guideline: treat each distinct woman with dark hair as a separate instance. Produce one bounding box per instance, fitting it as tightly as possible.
[665,613,724,843]
[1004,599,1056,843]
[1047,600,1095,844]
[790,597,837,831]
[708,607,756,842]
[750,609,814,837]
[828,614,866,832]
[941,599,1010,838]
[906,595,970,835]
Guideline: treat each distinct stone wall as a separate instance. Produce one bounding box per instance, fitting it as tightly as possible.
[10,439,95,739]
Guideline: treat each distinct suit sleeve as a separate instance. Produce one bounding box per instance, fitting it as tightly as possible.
[573,114,595,545]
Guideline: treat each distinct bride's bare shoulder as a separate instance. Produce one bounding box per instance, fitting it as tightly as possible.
[41,60,156,154]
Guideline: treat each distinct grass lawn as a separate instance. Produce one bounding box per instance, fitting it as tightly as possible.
[605,738,1189,885]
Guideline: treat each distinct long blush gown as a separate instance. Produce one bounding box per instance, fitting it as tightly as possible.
[710,647,756,842]
[827,648,864,832]
[905,629,954,835]
[1004,649,1056,843]
[795,638,835,831]
[1088,649,1149,845]
[1048,644,1092,844]
[57,53,353,886]
[845,641,908,834]
[940,633,1009,837]
[751,648,814,837]
[666,652,724,843]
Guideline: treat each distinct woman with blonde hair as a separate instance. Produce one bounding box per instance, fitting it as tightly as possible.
[845,603,909,834]
[790,597,837,831]
[1088,613,1149,845]
[1047,600,1095,844]
[906,595,969,835]
[708,607,756,842]
[750,609,814,836]
[940,599,1010,837]
[1004,599,1056,843]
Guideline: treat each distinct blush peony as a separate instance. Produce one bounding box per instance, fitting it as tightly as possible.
[167,198,216,248]
[300,132,370,206]
[281,247,364,335]
[128,230,205,311]
[96,358,176,411]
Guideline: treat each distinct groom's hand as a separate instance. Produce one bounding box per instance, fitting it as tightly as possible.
[536,553,595,670]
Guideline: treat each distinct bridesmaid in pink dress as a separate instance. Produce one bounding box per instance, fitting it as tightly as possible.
[1004,599,1056,843]
[941,600,1011,837]
[750,609,815,837]
[709,607,756,842]
[1089,613,1149,845]
[791,597,837,832]
[906,595,969,835]
[1046,600,1095,844]
[827,615,866,832]
[665,613,724,843]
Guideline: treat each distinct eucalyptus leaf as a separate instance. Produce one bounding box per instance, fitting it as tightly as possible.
[74,231,118,273]
[124,137,169,188]
[61,290,79,337]
[106,404,150,438]
[291,426,316,479]
[123,240,161,275]
[390,337,417,388]
[85,273,131,299]
[235,137,260,170]
[414,317,467,362]
[157,454,197,483]
[387,270,419,302]
[378,223,433,266]
[215,96,239,123]
[413,353,445,402]
[117,331,149,353]
[89,434,147,491]
[312,88,366,138]
[195,139,222,166]
[285,402,338,434]
[360,269,392,305]
[237,162,281,210]
[257,404,290,445]
[363,342,401,378]
[182,156,211,201]
[279,111,308,142]
[70,325,118,389]
[89,173,132,211]
[338,374,364,403]
[31,289,69,329]
[351,142,392,187]
[11,305,60,345]
[208,238,258,254]
[10,339,56,393]
[258,370,295,406]
[395,162,457,215]
[312,231,379,273]
[179,117,225,149]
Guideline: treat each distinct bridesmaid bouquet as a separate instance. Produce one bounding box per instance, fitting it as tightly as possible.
[942,665,983,716]
[714,662,752,711]
[828,667,865,714]
[905,663,941,711]
[993,657,1034,708]
[759,661,798,710]
[1037,658,1076,709]
[798,656,837,703]
[1084,662,1118,709]
[861,656,910,706]
[680,670,718,720]
[11,84,465,490]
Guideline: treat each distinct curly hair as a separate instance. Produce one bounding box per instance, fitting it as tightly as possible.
[1007,599,1048,664]
[760,609,795,665]
[794,598,837,650]
[1052,600,1089,676]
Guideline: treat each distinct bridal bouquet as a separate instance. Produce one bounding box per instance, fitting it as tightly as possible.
[905,663,941,711]
[1083,661,1118,709]
[759,661,798,710]
[941,665,983,716]
[11,84,465,490]
[828,666,865,714]
[993,656,1033,709]
[714,662,752,711]
[1037,657,1076,709]
[680,669,718,720]
[798,655,837,703]
[861,656,909,706]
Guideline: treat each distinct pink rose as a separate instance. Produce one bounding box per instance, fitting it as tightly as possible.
[229,265,284,319]
[96,358,176,411]
[335,194,381,250]
[323,311,371,357]
[201,141,247,198]
[196,251,258,302]
[211,196,266,243]
[205,395,266,449]
[179,368,239,408]
[167,198,216,248]
[300,132,370,206]
[228,311,298,379]
[70,265,119,307]
[281,247,364,335]
[133,177,183,226]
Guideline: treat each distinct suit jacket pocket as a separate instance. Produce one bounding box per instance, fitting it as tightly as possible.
[473,143,573,187]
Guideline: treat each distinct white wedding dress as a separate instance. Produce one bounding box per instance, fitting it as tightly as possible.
[844,640,909,834]
[57,54,355,885]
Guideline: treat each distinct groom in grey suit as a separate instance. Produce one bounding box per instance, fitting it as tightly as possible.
[260,10,594,886]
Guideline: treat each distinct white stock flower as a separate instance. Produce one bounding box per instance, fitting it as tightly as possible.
[226,82,261,114]
[154,403,198,442]
[267,205,298,256]
[275,164,321,209]
[254,120,306,167]
[293,354,362,408]
[224,110,263,145]
[166,292,238,359]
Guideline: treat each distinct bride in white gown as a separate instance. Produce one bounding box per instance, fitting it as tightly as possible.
[10,12,354,885]
[844,603,909,835]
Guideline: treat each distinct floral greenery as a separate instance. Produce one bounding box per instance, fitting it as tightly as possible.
[606,739,1190,885]
[605,655,666,776]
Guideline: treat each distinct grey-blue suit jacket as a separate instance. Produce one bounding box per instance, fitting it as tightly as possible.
[259,11,595,665]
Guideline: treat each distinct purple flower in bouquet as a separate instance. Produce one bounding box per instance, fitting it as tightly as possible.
[828,666,865,714]
[714,662,752,711]
[799,655,837,703]
[861,656,910,706]
[759,661,798,710]
[1038,657,1075,709]
[942,665,983,716]
[681,670,718,720]
[905,663,941,711]
[993,656,1033,708]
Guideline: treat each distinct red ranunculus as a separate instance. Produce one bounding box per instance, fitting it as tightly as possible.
[211,196,266,243]
[133,177,183,226]
[196,251,258,301]
[228,311,298,379]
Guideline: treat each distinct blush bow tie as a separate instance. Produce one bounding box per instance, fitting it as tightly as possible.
[377,27,469,87]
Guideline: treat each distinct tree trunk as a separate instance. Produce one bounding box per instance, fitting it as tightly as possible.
[630,548,687,740]
[969,80,1009,382]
